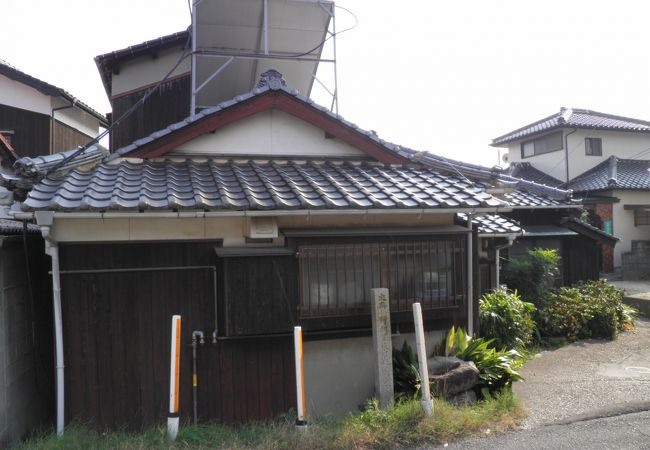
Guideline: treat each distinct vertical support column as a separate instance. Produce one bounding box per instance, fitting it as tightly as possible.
[370,288,393,409]
[263,0,269,55]
[294,326,307,427]
[167,315,182,440]
[190,0,198,115]
[413,302,433,416]
[331,3,339,114]
[466,215,474,337]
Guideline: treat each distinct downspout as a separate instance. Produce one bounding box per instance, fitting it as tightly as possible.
[51,99,76,154]
[564,128,577,183]
[35,211,64,436]
[466,214,473,336]
[494,236,517,289]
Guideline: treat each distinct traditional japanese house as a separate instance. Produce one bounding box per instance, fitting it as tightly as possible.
[18,71,509,430]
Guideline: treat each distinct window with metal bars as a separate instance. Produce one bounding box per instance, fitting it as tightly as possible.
[297,237,466,318]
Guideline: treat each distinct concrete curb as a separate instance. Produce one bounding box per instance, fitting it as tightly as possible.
[548,400,650,426]
[624,295,650,317]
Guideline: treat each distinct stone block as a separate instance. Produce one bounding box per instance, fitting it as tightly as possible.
[370,288,393,409]
[429,361,480,397]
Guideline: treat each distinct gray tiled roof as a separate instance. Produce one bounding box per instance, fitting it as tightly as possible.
[566,156,650,192]
[14,145,108,178]
[23,160,505,212]
[502,189,566,207]
[562,217,619,245]
[492,108,650,146]
[406,150,575,208]
[505,162,564,188]
[457,213,523,236]
[107,70,413,163]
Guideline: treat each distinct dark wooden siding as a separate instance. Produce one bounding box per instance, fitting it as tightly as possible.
[52,120,92,153]
[110,75,190,151]
[59,242,295,430]
[0,104,50,158]
[563,235,600,285]
[223,255,298,336]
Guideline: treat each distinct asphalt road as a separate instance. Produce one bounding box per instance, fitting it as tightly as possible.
[432,410,650,449]
[513,317,650,428]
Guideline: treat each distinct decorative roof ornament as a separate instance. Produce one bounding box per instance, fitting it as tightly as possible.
[256,69,287,90]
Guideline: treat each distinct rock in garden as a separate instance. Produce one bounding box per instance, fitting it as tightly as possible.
[429,360,480,396]
[427,356,462,375]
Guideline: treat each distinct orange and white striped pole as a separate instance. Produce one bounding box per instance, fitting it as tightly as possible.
[293,326,307,427]
[167,315,182,440]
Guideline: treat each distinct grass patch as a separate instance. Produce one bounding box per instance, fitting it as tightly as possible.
[15,390,524,450]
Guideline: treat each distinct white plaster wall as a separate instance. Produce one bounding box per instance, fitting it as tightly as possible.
[0,75,51,116]
[175,109,366,158]
[111,48,190,97]
[52,98,103,138]
[566,130,650,179]
[505,135,568,183]
[50,213,456,243]
[304,331,442,416]
[506,129,650,183]
[612,190,650,268]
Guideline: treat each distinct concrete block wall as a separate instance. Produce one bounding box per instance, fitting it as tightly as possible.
[0,237,52,447]
[622,240,650,281]
[303,330,443,417]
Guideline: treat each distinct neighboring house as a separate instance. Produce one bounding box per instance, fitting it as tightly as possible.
[18,71,506,429]
[94,30,191,151]
[492,107,650,277]
[409,152,616,291]
[0,59,108,157]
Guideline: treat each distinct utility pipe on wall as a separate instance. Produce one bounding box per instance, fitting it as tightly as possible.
[564,128,577,183]
[494,236,516,289]
[466,214,474,336]
[191,330,204,425]
[35,211,64,436]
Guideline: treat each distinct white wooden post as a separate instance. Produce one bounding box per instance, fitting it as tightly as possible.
[167,315,182,440]
[413,303,433,416]
[294,326,307,427]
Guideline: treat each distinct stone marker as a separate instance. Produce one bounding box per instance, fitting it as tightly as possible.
[370,288,394,409]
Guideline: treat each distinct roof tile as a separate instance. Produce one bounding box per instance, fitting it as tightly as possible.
[23,160,507,213]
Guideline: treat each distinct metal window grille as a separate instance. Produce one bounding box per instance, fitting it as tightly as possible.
[297,237,466,318]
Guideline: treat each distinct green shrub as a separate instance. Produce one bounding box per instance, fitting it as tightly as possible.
[538,279,637,341]
[502,248,559,306]
[392,341,421,400]
[479,289,536,349]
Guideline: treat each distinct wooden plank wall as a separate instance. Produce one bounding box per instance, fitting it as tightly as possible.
[224,256,298,336]
[0,104,49,158]
[52,121,93,153]
[110,75,190,151]
[59,242,295,430]
[563,235,600,285]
